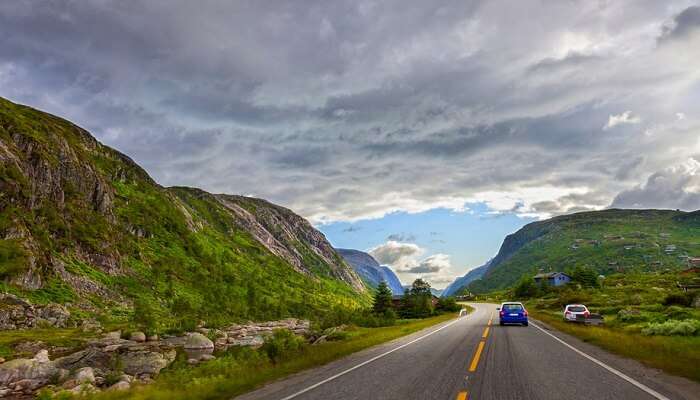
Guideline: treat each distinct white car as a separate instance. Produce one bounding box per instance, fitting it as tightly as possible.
[563,304,590,321]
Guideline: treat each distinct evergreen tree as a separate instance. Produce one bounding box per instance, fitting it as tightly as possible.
[372,281,394,314]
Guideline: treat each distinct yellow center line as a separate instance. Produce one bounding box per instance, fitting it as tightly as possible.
[456,391,468,400]
[468,341,485,372]
[482,326,490,339]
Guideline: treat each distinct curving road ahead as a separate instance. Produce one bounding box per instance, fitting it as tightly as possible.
[235,303,699,400]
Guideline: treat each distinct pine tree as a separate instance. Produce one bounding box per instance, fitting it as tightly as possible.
[372,281,393,314]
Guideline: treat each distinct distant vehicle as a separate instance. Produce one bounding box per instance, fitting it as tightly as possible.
[563,304,590,322]
[497,302,528,326]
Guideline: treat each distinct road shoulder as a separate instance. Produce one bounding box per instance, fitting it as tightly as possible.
[532,318,700,400]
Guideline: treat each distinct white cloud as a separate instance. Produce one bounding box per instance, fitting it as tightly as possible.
[397,253,451,273]
[603,111,641,130]
[368,241,423,269]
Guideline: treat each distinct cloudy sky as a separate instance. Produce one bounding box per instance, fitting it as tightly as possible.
[1,1,699,287]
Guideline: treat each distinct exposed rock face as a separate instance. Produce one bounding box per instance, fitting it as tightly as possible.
[216,195,366,292]
[0,96,366,309]
[0,293,71,330]
[337,249,403,294]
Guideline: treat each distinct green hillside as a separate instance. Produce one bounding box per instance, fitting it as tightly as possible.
[469,209,700,293]
[0,97,368,332]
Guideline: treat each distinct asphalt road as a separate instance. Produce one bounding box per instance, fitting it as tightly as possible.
[235,303,698,400]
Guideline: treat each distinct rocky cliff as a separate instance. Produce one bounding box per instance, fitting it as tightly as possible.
[0,96,367,329]
[336,249,404,294]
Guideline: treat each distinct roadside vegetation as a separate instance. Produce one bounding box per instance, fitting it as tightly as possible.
[477,270,700,381]
[42,281,468,400]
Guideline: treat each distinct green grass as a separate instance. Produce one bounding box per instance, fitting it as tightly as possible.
[63,313,462,400]
[530,309,700,382]
[469,209,700,293]
[0,96,371,333]
[0,328,96,359]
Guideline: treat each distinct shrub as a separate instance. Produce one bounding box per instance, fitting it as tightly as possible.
[436,297,461,312]
[261,329,307,363]
[663,293,693,307]
[617,309,647,323]
[663,306,692,320]
[513,277,539,298]
[642,319,700,336]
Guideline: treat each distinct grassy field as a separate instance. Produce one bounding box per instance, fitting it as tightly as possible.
[49,312,463,400]
[512,271,700,382]
[468,209,700,293]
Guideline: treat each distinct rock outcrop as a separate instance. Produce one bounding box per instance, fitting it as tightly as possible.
[0,293,71,330]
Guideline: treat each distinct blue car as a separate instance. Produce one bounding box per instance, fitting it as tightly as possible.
[498,302,528,326]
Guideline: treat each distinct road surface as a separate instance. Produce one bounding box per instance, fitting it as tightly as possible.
[235,303,699,400]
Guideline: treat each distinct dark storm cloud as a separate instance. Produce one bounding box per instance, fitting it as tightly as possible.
[659,6,700,42]
[1,1,699,222]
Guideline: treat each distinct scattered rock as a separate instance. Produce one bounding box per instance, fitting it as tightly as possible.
[0,354,59,389]
[70,382,97,394]
[109,380,130,391]
[120,349,176,376]
[0,357,4,364]
[34,350,50,364]
[199,354,216,362]
[130,331,146,342]
[312,335,327,345]
[187,358,198,365]
[184,333,214,350]
[147,334,159,342]
[75,367,95,384]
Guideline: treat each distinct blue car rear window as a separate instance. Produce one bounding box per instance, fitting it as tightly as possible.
[503,304,523,311]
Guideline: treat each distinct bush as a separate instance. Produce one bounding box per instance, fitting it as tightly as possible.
[617,309,647,323]
[513,277,539,298]
[642,319,700,336]
[663,305,693,321]
[663,293,693,307]
[436,297,461,312]
[261,329,307,363]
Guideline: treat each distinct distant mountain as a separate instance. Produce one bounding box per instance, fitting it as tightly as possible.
[441,260,491,297]
[336,249,404,294]
[0,96,367,329]
[468,209,700,293]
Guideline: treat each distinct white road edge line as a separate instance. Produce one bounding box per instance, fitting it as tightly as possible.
[530,322,671,400]
[279,314,469,400]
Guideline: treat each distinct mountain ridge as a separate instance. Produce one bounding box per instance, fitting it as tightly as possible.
[336,248,403,294]
[441,260,491,297]
[468,208,700,293]
[0,96,367,328]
